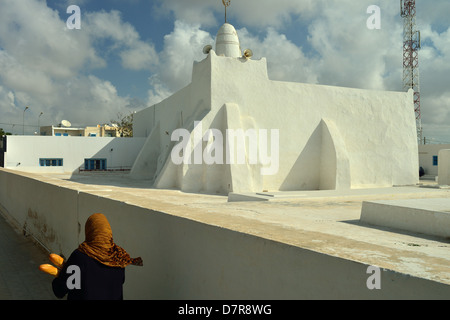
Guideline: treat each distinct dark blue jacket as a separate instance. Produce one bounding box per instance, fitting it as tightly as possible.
[52,249,125,300]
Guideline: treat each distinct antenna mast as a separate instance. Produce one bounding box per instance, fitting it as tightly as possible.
[401,0,422,144]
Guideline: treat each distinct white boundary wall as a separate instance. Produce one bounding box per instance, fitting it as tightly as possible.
[438,149,450,185]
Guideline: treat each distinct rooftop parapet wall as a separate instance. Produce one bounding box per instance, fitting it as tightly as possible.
[1,168,449,299]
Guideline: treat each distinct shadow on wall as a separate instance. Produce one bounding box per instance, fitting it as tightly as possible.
[74,138,145,174]
[280,119,351,191]
[62,138,149,189]
[130,105,210,184]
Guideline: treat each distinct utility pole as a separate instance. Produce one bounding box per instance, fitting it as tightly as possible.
[38,112,43,135]
[23,106,29,135]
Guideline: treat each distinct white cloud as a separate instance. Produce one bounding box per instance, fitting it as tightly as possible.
[228,0,319,28]
[154,0,218,27]
[120,42,158,71]
[55,75,131,126]
[305,0,399,90]
[0,86,16,115]
[0,51,54,96]
[238,27,318,84]
[7,91,15,107]
[84,10,138,45]
[0,0,102,78]
[84,10,159,71]
[147,75,174,107]
[0,1,154,132]
[147,20,214,104]
[154,0,319,29]
[413,22,450,133]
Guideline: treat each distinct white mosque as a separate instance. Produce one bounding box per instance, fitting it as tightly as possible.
[130,22,419,195]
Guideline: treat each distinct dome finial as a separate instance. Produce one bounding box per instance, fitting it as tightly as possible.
[215,23,241,58]
[222,0,231,23]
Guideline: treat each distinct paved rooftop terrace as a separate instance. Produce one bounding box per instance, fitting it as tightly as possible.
[30,172,450,288]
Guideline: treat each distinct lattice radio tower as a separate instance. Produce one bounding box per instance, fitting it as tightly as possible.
[401,0,422,144]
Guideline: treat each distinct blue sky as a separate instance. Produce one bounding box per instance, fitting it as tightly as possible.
[0,0,449,143]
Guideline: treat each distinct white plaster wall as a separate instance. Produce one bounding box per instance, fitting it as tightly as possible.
[130,58,212,183]
[133,107,155,138]
[132,51,419,194]
[209,53,418,190]
[361,199,450,239]
[4,136,146,174]
[0,169,79,256]
[438,149,450,185]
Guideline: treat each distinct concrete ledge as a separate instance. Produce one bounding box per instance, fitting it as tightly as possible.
[228,192,270,202]
[360,198,450,239]
[228,191,308,202]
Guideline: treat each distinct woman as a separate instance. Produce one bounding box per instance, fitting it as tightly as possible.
[52,213,143,300]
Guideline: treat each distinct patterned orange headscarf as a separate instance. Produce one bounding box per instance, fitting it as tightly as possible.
[77,213,143,268]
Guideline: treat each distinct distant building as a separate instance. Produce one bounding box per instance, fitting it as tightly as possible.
[40,124,120,137]
[40,125,85,137]
[0,118,137,173]
[0,135,145,173]
[418,144,450,177]
[84,124,121,137]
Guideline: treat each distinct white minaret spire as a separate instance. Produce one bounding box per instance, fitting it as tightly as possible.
[215,23,242,58]
[214,1,241,58]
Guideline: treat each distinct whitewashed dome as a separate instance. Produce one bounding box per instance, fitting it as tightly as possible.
[215,23,241,58]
